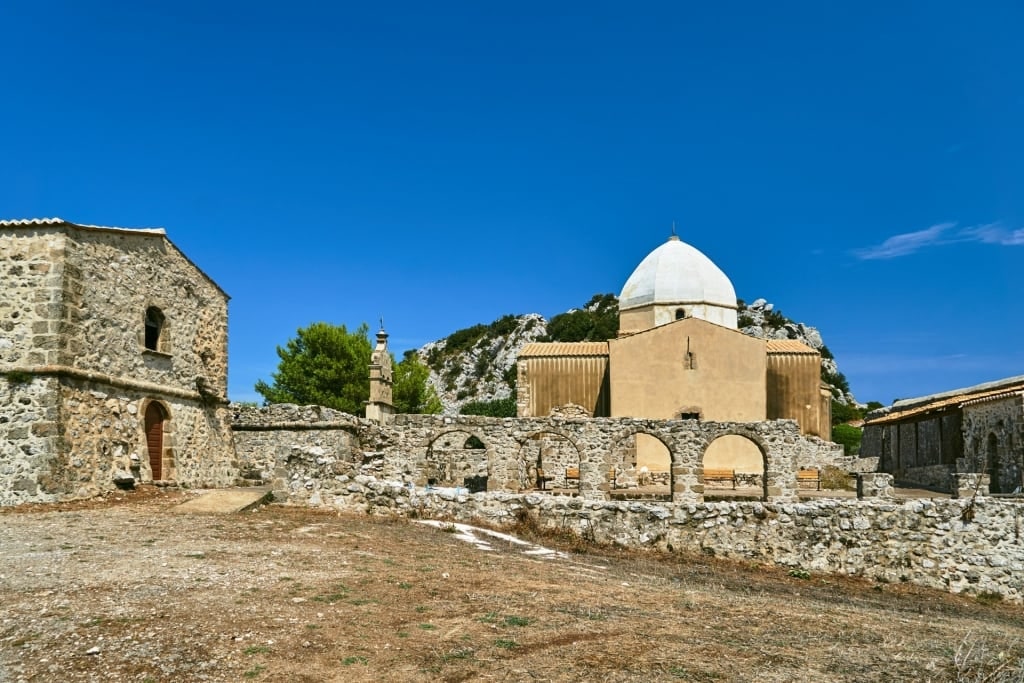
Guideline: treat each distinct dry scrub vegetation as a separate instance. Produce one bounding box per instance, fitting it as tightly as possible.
[2,487,1024,682]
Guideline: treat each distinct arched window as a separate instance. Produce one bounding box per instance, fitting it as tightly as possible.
[675,308,687,320]
[144,307,166,352]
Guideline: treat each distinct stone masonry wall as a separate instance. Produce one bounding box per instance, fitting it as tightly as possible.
[287,476,1024,601]
[47,378,237,499]
[0,376,62,505]
[232,405,850,504]
[0,228,67,368]
[962,395,1024,493]
[63,229,229,396]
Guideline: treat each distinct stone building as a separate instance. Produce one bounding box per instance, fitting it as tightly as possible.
[0,217,237,505]
[517,235,832,475]
[861,375,1024,493]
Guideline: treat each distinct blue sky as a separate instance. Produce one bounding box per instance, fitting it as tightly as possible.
[3,1,1022,405]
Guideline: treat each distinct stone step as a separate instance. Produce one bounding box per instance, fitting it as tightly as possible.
[172,487,272,514]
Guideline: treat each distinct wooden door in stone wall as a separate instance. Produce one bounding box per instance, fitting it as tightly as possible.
[145,403,166,480]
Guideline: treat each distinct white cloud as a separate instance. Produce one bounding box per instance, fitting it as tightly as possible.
[853,223,955,260]
[959,223,1024,246]
[854,221,1024,259]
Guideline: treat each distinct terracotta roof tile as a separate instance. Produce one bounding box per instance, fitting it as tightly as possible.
[766,339,818,354]
[518,342,609,357]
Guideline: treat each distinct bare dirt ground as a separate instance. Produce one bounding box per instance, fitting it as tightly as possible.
[2,487,1024,682]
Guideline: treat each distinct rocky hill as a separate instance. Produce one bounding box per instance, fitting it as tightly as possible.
[418,295,856,415]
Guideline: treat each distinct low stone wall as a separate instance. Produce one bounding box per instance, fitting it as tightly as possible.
[284,474,1024,601]
[897,465,953,491]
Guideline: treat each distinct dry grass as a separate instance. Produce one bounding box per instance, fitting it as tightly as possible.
[2,487,1024,681]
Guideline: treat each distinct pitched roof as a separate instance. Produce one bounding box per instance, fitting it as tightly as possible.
[518,342,609,358]
[0,216,165,235]
[864,374,1024,425]
[1,217,227,299]
[766,339,818,354]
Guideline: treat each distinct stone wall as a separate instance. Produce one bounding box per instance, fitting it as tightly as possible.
[231,404,367,488]
[962,395,1024,494]
[0,376,62,505]
[53,379,237,497]
[232,406,850,504]
[285,475,1024,601]
[63,229,228,396]
[0,228,67,368]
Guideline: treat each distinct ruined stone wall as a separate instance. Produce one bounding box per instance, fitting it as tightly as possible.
[0,376,62,505]
[286,477,1024,601]
[63,229,228,396]
[232,407,850,504]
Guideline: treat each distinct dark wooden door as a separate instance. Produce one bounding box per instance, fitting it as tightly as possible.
[145,403,164,480]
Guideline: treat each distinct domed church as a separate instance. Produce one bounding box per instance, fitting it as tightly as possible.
[516,235,832,439]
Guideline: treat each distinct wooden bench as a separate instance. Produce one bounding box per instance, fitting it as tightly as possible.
[564,467,580,487]
[535,468,554,490]
[703,468,736,489]
[797,468,821,490]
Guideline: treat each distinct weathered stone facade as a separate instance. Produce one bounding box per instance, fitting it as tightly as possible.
[1,218,237,504]
[862,377,1024,494]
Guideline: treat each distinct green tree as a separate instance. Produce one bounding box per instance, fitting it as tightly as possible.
[832,424,862,455]
[543,293,619,342]
[393,351,442,414]
[255,322,372,415]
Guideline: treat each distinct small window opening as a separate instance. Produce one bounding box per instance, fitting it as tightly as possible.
[675,308,687,320]
[680,412,700,420]
[145,307,165,351]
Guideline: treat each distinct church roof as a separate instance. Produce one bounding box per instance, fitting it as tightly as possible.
[766,339,818,354]
[519,342,609,357]
[1,217,228,299]
[618,235,737,312]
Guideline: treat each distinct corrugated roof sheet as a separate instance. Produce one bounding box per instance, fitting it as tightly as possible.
[766,339,817,354]
[865,377,1024,425]
[518,342,609,357]
[0,217,165,235]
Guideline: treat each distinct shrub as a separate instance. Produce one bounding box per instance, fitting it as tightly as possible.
[460,397,516,417]
[832,424,862,455]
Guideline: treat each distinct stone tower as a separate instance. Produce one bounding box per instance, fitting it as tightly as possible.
[365,325,394,424]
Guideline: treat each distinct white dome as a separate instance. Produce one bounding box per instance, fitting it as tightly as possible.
[619,236,737,315]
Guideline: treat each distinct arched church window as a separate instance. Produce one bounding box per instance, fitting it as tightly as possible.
[675,308,687,320]
[144,307,167,352]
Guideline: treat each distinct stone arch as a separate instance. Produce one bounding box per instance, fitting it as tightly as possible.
[515,429,584,492]
[608,426,677,497]
[421,429,493,490]
[139,398,173,481]
[700,427,770,501]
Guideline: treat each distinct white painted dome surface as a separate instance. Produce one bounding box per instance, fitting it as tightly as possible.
[619,236,737,311]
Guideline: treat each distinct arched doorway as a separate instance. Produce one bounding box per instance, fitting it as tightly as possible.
[609,431,673,499]
[423,431,490,490]
[144,402,168,480]
[516,431,581,492]
[703,434,767,500]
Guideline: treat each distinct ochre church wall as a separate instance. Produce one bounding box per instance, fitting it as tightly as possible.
[608,318,766,422]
